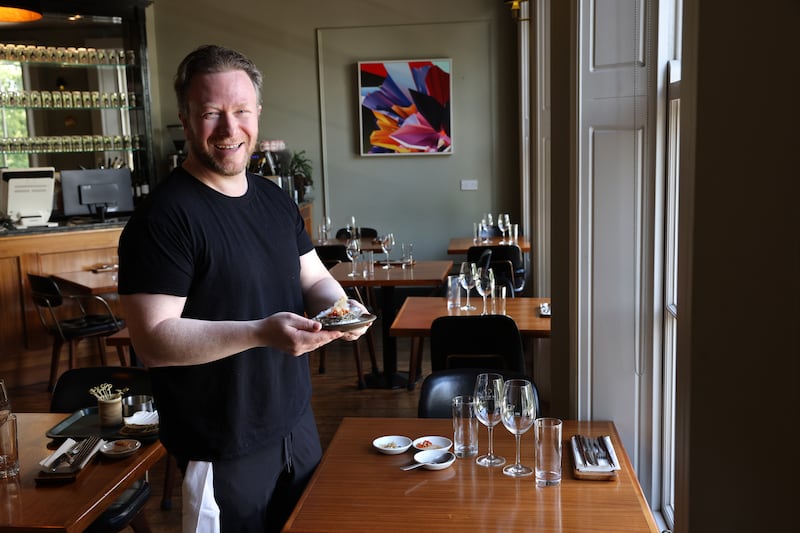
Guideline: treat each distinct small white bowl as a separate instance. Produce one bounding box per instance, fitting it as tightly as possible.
[412,435,453,452]
[100,439,141,459]
[413,449,456,470]
[372,435,412,455]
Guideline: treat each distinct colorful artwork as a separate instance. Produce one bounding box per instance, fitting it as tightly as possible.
[358,59,452,156]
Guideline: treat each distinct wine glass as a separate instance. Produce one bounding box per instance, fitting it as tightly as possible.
[497,213,510,243]
[501,379,536,477]
[474,372,505,467]
[459,262,477,311]
[475,267,495,315]
[380,233,395,269]
[0,379,10,425]
[346,237,360,277]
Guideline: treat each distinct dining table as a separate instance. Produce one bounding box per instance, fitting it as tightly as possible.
[328,260,453,389]
[314,236,385,253]
[282,417,660,532]
[448,235,532,254]
[0,412,166,532]
[51,270,118,296]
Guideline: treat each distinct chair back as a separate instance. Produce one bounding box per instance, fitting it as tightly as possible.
[418,368,539,418]
[335,227,379,240]
[430,315,526,373]
[479,224,503,239]
[50,366,152,413]
[315,244,350,269]
[28,273,65,308]
[466,247,493,273]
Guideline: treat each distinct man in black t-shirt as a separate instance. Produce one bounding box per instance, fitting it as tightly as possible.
[118,45,368,532]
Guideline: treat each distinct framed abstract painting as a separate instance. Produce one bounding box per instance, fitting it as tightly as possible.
[358,59,452,156]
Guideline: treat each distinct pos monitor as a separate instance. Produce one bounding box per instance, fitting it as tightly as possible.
[60,168,135,222]
[0,167,56,227]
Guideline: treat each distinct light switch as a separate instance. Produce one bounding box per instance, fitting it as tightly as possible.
[461,179,478,191]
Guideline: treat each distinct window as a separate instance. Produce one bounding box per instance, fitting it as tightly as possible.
[0,61,30,168]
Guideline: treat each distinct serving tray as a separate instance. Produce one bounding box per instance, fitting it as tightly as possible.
[46,407,158,442]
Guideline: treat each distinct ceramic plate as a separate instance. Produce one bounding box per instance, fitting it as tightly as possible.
[99,439,141,459]
[372,435,412,455]
[320,313,377,332]
[412,436,453,452]
[413,449,456,470]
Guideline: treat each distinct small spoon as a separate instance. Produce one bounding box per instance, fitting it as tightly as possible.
[400,452,454,471]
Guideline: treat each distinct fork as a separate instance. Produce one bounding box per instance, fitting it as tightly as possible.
[49,439,86,472]
[65,436,102,471]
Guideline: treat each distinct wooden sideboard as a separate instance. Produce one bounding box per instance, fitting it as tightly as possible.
[0,225,124,387]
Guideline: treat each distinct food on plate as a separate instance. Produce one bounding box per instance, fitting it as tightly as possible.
[382,441,399,449]
[314,296,361,326]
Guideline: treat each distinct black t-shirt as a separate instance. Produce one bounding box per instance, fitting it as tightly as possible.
[118,168,314,461]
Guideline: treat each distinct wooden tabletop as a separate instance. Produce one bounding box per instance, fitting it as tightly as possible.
[391,296,552,338]
[448,236,532,254]
[283,417,659,532]
[51,270,118,295]
[0,412,166,532]
[314,237,384,253]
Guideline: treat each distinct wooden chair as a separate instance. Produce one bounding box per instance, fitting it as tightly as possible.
[50,367,154,532]
[417,367,539,418]
[27,273,125,391]
[429,315,526,374]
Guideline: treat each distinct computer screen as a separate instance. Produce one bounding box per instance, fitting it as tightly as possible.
[0,167,56,226]
[60,168,135,222]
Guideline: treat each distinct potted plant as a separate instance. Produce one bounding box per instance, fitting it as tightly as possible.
[289,150,313,202]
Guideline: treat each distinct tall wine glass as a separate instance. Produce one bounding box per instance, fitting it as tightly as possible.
[346,237,360,277]
[475,267,495,315]
[459,262,477,311]
[497,213,510,243]
[474,372,506,467]
[381,233,395,269]
[0,379,10,426]
[501,379,536,477]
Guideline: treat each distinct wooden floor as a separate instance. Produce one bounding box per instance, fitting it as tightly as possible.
[7,318,428,532]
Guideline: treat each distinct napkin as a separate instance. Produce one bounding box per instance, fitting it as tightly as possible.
[123,410,159,426]
[570,435,621,472]
[39,437,106,472]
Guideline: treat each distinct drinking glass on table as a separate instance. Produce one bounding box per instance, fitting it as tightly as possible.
[346,237,360,277]
[459,262,477,311]
[497,213,510,243]
[380,233,395,269]
[474,372,506,467]
[475,267,495,315]
[501,379,536,477]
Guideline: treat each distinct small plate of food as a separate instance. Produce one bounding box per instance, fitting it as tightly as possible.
[412,436,453,452]
[372,435,412,455]
[100,439,141,459]
[314,296,377,332]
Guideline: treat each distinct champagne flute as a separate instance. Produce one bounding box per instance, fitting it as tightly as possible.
[475,267,495,315]
[459,262,477,311]
[346,237,360,277]
[497,213,510,243]
[501,379,536,477]
[474,372,505,467]
[381,233,395,269]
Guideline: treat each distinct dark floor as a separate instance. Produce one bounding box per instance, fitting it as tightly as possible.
[7,317,428,531]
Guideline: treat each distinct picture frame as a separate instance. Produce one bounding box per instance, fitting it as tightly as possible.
[358,58,452,156]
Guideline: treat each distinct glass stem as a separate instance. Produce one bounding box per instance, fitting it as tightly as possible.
[487,426,494,458]
[515,434,522,466]
[482,295,487,315]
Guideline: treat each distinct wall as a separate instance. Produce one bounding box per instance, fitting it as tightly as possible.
[146,0,519,261]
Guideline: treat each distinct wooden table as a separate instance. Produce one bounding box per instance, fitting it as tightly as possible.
[329,260,453,389]
[390,296,551,388]
[314,237,385,253]
[283,417,659,532]
[51,270,118,295]
[448,236,532,254]
[0,412,166,532]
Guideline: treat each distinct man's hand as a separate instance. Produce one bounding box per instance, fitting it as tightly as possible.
[259,312,345,356]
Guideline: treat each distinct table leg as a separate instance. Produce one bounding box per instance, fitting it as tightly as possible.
[363,286,408,389]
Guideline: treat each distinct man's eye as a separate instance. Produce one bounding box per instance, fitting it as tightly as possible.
[202,111,219,119]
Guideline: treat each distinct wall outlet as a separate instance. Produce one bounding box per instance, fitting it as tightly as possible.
[460,179,478,191]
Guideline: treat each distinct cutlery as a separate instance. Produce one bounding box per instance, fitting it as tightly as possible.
[580,435,597,465]
[574,436,591,466]
[401,452,453,470]
[70,436,102,469]
[49,439,86,472]
[596,435,615,467]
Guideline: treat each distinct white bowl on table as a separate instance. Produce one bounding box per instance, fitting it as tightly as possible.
[372,435,412,455]
[412,435,453,452]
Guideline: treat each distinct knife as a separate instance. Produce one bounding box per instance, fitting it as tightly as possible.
[597,435,615,467]
[574,436,591,466]
[49,440,84,472]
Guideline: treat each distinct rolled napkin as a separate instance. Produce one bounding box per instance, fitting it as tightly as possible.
[570,435,621,472]
[39,438,78,469]
[40,437,105,472]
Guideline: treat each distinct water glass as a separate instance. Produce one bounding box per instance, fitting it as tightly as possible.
[0,414,19,478]
[446,275,461,309]
[452,395,479,458]
[401,242,414,267]
[492,285,507,315]
[534,417,563,486]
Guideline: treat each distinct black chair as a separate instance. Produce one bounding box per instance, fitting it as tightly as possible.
[429,315,526,374]
[466,245,526,297]
[466,247,493,274]
[27,273,125,391]
[50,367,153,533]
[418,367,540,418]
[334,226,379,240]
[479,224,503,239]
[312,245,379,389]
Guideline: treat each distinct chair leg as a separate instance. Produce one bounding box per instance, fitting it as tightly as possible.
[407,337,424,390]
[352,342,366,389]
[68,339,78,370]
[96,337,109,366]
[48,339,64,391]
[365,329,379,374]
[129,510,152,533]
[318,346,327,374]
[116,345,128,366]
